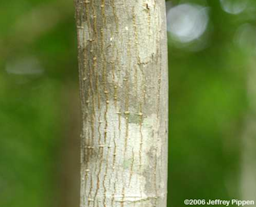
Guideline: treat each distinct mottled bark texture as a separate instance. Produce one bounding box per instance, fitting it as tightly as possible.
[74,0,168,207]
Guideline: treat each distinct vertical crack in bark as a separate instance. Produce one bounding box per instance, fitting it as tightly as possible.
[124,37,131,154]
[110,0,119,33]
[129,149,135,186]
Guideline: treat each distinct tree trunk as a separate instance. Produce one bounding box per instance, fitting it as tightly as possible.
[240,61,256,201]
[74,0,168,207]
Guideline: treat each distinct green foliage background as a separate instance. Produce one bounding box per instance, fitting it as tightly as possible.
[1,0,256,206]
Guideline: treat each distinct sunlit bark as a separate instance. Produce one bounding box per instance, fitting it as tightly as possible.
[74,0,168,206]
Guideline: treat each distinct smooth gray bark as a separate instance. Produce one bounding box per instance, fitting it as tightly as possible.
[74,0,168,206]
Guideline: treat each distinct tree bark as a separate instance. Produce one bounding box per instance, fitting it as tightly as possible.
[74,0,168,207]
[240,61,256,201]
